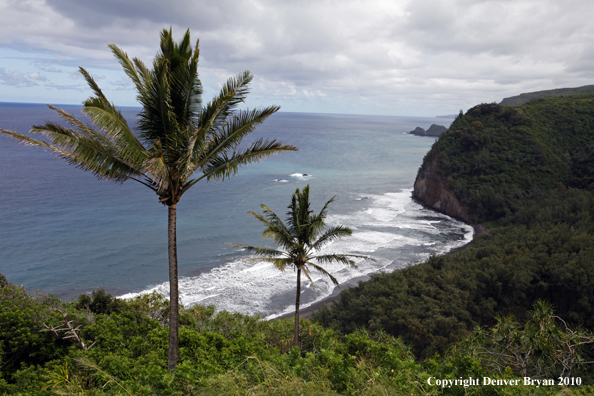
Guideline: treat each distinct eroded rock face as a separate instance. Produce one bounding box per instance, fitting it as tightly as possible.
[426,124,447,136]
[413,155,474,224]
[409,124,447,137]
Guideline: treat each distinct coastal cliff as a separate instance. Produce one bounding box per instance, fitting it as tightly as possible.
[412,95,594,224]
[413,154,474,223]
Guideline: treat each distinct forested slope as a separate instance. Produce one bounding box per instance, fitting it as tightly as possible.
[414,95,594,222]
[314,188,594,358]
[314,95,594,364]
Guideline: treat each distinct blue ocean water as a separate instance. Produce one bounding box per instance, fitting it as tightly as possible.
[0,102,470,318]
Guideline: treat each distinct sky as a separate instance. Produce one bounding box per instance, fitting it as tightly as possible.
[1,0,593,117]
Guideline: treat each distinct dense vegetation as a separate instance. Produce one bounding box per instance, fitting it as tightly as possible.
[314,187,594,357]
[418,95,594,222]
[0,280,420,395]
[3,277,594,395]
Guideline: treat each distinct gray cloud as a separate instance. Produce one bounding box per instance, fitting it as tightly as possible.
[1,0,594,115]
[33,60,64,73]
[44,0,260,31]
[109,77,135,91]
[0,68,41,87]
[45,82,85,91]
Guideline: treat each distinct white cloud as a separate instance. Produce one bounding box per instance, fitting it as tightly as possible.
[0,0,593,115]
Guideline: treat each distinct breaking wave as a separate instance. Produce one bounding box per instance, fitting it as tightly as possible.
[119,189,473,319]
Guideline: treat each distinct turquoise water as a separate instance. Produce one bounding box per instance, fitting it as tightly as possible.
[0,103,470,318]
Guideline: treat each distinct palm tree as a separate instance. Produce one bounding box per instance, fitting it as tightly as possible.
[231,185,368,347]
[0,29,296,370]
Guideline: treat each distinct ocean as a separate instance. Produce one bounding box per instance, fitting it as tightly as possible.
[0,102,472,319]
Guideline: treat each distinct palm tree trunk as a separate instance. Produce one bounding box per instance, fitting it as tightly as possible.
[168,204,179,371]
[294,268,301,347]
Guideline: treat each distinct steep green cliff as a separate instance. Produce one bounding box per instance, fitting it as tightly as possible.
[414,94,594,223]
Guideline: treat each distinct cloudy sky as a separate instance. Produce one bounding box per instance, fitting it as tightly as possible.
[1,0,593,116]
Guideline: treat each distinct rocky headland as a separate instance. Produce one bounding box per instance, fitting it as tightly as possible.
[408,124,447,137]
[413,154,473,223]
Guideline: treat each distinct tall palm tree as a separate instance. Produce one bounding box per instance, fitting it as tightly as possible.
[0,28,296,370]
[231,185,368,347]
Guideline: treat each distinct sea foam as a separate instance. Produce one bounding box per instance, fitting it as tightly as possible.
[119,189,473,319]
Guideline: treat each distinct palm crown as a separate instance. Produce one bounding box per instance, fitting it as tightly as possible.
[2,29,295,206]
[232,185,368,346]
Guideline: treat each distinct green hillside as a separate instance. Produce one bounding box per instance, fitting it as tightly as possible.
[419,95,594,222]
[314,187,594,357]
[499,85,594,106]
[4,274,594,395]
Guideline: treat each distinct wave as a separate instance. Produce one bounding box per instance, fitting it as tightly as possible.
[289,173,313,180]
[119,189,473,319]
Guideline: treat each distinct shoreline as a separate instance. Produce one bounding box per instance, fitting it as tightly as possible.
[271,212,482,322]
[273,291,342,321]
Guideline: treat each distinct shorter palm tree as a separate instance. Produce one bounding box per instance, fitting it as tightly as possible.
[231,185,369,346]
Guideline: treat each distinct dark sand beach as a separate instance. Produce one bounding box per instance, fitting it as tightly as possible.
[274,293,342,320]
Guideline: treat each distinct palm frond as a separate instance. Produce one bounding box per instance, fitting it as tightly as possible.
[247,206,295,251]
[251,208,296,251]
[170,44,202,125]
[214,71,253,122]
[133,57,151,89]
[136,57,179,143]
[286,188,301,235]
[245,209,274,227]
[195,71,252,139]
[32,105,148,180]
[306,262,339,286]
[309,195,336,236]
[265,229,295,252]
[80,97,147,165]
[300,266,316,291]
[142,153,169,191]
[107,45,144,94]
[79,67,108,100]
[162,127,195,173]
[1,126,141,184]
[287,186,310,237]
[1,128,64,151]
[311,225,353,250]
[184,139,296,188]
[311,254,367,267]
[228,244,285,259]
[271,257,293,271]
[190,106,282,175]
[48,105,109,140]
[259,204,285,226]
